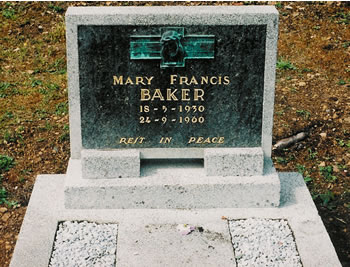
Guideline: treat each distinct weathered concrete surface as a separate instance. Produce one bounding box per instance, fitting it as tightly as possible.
[11,173,341,267]
[205,147,264,176]
[64,158,280,209]
[81,149,140,179]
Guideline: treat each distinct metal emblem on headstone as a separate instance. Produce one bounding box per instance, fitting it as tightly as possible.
[130,27,215,68]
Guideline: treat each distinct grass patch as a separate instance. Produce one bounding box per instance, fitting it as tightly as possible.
[33,109,48,120]
[314,190,336,209]
[275,2,282,8]
[0,82,19,98]
[59,124,69,142]
[0,187,17,207]
[48,57,66,74]
[296,109,311,119]
[275,157,288,165]
[3,128,24,144]
[334,11,350,25]
[31,79,43,88]
[0,155,15,173]
[47,21,65,43]
[2,3,16,19]
[55,102,68,116]
[319,166,337,182]
[46,83,60,91]
[0,155,15,207]
[44,121,52,131]
[59,132,69,142]
[0,111,14,122]
[302,68,313,73]
[304,175,312,184]
[0,187,8,204]
[343,41,350,48]
[296,164,306,174]
[338,79,346,85]
[48,3,65,13]
[308,148,317,160]
[277,58,297,70]
[337,139,350,148]
[38,88,48,95]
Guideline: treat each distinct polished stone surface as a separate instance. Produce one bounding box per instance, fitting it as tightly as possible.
[78,25,266,149]
[66,6,278,158]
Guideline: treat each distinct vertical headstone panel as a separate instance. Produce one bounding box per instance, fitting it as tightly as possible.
[78,25,266,149]
[66,6,279,159]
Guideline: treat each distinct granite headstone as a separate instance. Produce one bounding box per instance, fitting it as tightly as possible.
[67,6,278,161]
[78,25,266,149]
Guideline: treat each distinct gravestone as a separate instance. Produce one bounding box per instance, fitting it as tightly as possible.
[10,6,341,267]
[64,5,280,209]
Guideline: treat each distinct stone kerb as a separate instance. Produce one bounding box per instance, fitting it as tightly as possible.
[65,6,279,179]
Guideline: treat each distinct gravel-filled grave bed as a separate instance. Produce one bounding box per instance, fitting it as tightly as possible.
[49,221,118,267]
[229,218,302,267]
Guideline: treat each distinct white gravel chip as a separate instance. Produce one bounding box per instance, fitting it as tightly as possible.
[49,221,118,267]
[229,218,302,267]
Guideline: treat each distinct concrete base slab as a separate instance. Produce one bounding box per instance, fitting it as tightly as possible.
[118,223,235,267]
[11,172,340,267]
[64,158,280,209]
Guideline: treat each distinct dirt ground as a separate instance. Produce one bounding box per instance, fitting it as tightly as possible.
[0,2,349,267]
